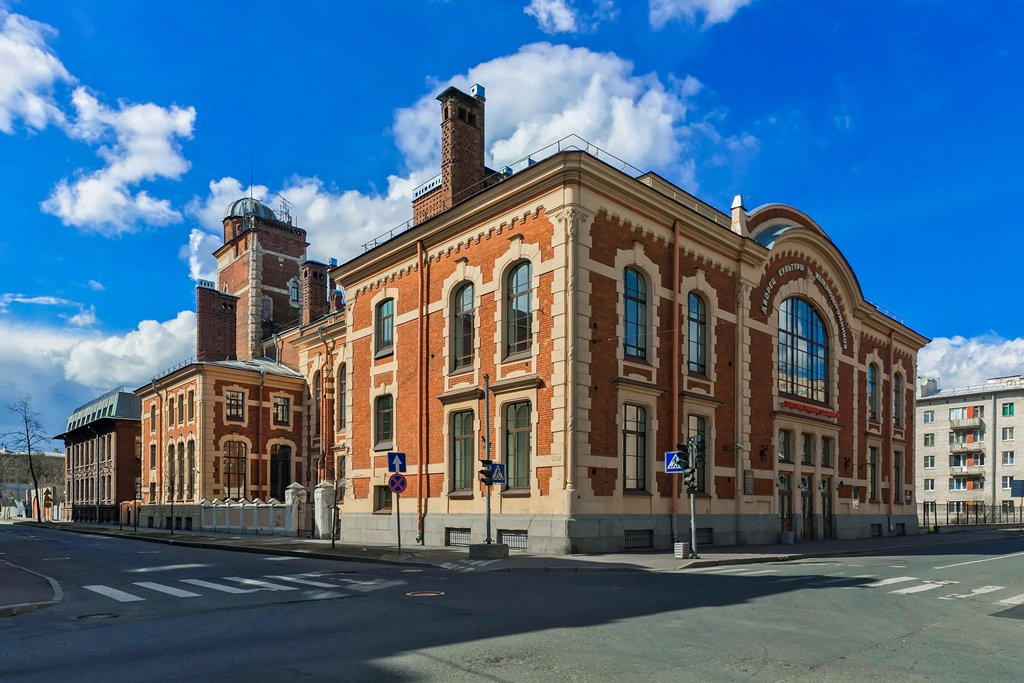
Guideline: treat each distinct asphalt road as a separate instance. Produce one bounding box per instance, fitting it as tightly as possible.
[2,525,1023,682]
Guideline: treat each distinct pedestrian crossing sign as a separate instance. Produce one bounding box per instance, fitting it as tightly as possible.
[665,451,685,473]
[491,463,506,484]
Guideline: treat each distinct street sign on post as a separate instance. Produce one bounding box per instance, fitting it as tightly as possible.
[389,473,407,554]
[490,463,506,485]
[1011,480,1024,498]
[665,450,686,473]
[388,452,407,473]
[388,473,407,493]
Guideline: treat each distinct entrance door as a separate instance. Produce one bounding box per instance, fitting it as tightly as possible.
[801,492,814,540]
[270,445,292,502]
[822,491,833,539]
[779,493,793,532]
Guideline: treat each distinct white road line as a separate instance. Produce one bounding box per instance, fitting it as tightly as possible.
[862,576,917,588]
[939,586,1005,601]
[703,567,758,574]
[42,557,70,561]
[83,585,145,602]
[934,551,1024,570]
[180,579,254,594]
[128,563,208,573]
[133,582,201,598]
[264,557,301,561]
[266,575,337,588]
[996,593,1024,606]
[225,577,297,591]
[890,581,957,595]
[742,569,779,576]
[770,577,805,584]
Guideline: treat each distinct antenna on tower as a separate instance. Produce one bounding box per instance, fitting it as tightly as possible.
[277,194,294,226]
[249,149,254,201]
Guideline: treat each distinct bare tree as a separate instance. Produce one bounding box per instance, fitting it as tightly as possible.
[3,396,52,523]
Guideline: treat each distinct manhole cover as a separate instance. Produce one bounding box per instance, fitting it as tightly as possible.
[406,591,445,597]
[75,613,120,622]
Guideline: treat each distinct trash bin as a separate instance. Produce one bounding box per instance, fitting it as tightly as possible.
[674,542,690,559]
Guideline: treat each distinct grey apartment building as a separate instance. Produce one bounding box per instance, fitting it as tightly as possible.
[916,376,1024,523]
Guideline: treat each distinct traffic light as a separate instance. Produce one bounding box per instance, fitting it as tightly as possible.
[479,459,494,486]
[675,443,691,469]
[683,467,696,490]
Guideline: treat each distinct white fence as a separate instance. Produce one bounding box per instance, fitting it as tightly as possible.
[199,498,293,536]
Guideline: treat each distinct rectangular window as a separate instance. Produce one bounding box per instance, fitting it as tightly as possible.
[1003,500,1016,514]
[924,455,935,469]
[950,453,967,468]
[451,410,474,491]
[223,441,247,499]
[800,433,813,465]
[820,437,831,467]
[506,401,532,489]
[1003,476,1014,490]
[178,394,184,424]
[1003,402,1015,417]
[1003,451,1015,465]
[778,430,791,462]
[924,479,935,491]
[375,395,393,448]
[374,485,392,511]
[167,398,175,427]
[949,477,967,491]
[337,366,347,430]
[273,396,290,425]
[923,410,934,424]
[1003,427,1015,441]
[187,390,195,421]
[923,433,934,447]
[226,390,244,421]
[375,299,394,356]
[868,447,878,500]
[949,407,966,420]
[893,451,902,503]
[150,404,156,432]
[623,405,648,491]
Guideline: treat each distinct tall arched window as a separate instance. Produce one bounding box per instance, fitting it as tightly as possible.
[893,374,903,426]
[375,298,394,355]
[688,292,707,374]
[187,440,195,500]
[506,262,532,356]
[778,297,829,403]
[312,371,321,437]
[337,364,347,430]
[375,394,393,448]
[623,268,647,359]
[166,445,174,501]
[623,404,647,491]
[506,400,532,488]
[452,283,475,370]
[867,363,879,421]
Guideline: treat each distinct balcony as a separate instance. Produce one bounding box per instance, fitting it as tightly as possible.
[949,441,985,454]
[950,417,983,430]
[949,464,986,476]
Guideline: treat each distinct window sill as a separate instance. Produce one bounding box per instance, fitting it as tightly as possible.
[372,509,392,515]
[374,348,394,361]
[449,366,474,377]
[502,351,532,364]
[687,370,710,380]
[623,355,651,366]
[448,491,474,500]
[500,489,531,498]
[623,489,652,497]
[372,442,393,452]
[226,417,245,423]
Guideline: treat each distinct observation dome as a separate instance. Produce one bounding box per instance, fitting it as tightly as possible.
[223,197,277,221]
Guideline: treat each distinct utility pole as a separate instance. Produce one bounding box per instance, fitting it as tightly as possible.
[484,374,492,544]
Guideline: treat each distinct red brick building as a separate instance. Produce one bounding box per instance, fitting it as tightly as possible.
[57,388,142,524]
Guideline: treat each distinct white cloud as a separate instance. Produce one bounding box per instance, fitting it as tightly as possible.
[65,305,96,327]
[183,177,270,282]
[42,87,196,234]
[525,0,579,33]
[0,293,76,312]
[64,311,196,388]
[918,335,1024,389]
[0,9,72,133]
[87,280,104,291]
[649,0,754,29]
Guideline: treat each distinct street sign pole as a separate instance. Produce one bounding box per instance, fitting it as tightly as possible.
[689,489,698,559]
[396,491,401,555]
[484,374,492,545]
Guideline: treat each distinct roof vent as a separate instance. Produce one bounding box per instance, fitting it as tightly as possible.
[470,83,485,99]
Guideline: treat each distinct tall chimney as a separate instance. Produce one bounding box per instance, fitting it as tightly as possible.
[196,280,237,361]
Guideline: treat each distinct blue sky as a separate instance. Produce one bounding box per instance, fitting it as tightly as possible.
[2,0,1023,437]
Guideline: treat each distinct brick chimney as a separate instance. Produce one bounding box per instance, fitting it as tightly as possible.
[301,261,329,325]
[196,280,237,361]
[413,84,486,225]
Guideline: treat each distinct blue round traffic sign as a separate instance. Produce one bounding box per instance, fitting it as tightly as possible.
[388,473,407,494]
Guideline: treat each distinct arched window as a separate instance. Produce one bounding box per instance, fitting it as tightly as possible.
[176,443,185,499]
[778,297,829,403]
[375,298,394,355]
[166,445,174,501]
[337,364,347,430]
[452,283,475,370]
[867,363,879,421]
[451,410,474,491]
[893,374,903,426]
[623,268,647,359]
[312,371,321,437]
[506,400,532,488]
[688,292,707,374]
[506,262,532,356]
[223,441,247,500]
[187,441,195,500]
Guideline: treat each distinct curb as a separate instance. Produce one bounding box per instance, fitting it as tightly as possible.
[23,523,442,570]
[0,559,63,619]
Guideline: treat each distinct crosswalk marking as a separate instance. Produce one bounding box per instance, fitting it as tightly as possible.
[180,579,254,594]
[861,576,917,588]
[266,575,337,588]
[133,582,201,598]
[225,577,297,591]
[939,586,1004,601]
[83,585,145,602]
[996,593,1024,606]
[890,581,957,595]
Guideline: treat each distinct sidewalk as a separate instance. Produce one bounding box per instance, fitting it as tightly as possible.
[18,519,1021,573]
[0,560,63,618]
